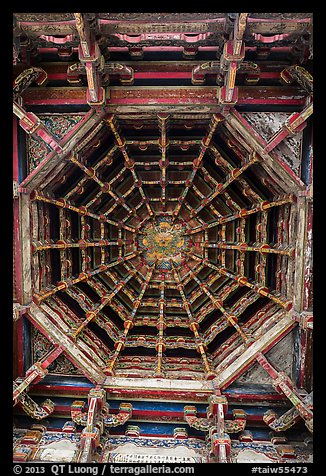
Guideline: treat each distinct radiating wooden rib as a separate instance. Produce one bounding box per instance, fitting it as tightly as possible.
[168,161,194,166]
[182,201,205,226]
[100,223,106,264]
[172,115,223,222]
[182,257,250,343]
[64,145,119,201]
[43,203,52,289]
[195,241,294,256]
[33,238,135,252]
[190,152,259,218]
[66,287,120,343]
[184,195,295,235]
[200,167,241,214]
[33,252,139,304]
[154,269,166,376]
[87,276,132,325]
[139,299,183,308]
[188,271,228,304]
[80,215,87,272]
[236,218,246,276]
[185,250,292,310]
[59,208,69,280]
[255,211,268,286]
[106,115,155,219]
[220,224,226,267]
[125,139,201,148]
[182,262,205,286]
[171,262,215,378]
[31,190,136,233]
[158,114,170,209]
[103,264,155,375]
[69,153,143,226]
[72,269,137,339]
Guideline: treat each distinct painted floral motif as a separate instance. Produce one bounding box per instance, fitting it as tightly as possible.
[47,355,82,376]
[41,115,85,140]
[108,436,206,451]
[32,328,81,375]
[27,114,85,173]
[32,327,53,362]
[28,136,51,172]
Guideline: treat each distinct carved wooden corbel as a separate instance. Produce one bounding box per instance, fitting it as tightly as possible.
[184,403,247,434]
[14,382,55,420]
[264,392,313,433]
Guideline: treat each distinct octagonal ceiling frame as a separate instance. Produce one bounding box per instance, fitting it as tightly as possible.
[15,107,310,386]
[13,43,312,434]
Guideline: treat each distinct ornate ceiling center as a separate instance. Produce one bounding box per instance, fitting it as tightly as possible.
[139,218,187,269]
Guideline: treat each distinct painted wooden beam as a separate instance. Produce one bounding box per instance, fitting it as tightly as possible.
[223,109,306,191]
[21,86,306,108]
[18,110,105,191]
[27,302,107,384]
[214,313,296,389]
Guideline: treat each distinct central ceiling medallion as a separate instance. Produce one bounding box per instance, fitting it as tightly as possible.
[139,218,188,269]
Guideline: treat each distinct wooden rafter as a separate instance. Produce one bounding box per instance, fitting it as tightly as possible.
[31,190,135,233]
[172,114,223,222]
[171,261,215,378]
[103,263,156,375]
[106,115,156,219]
[185,250,292,310]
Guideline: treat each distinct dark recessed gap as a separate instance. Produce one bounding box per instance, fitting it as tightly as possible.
[122,347,157,357]
[165,326,193,337]
[238,297,269,324]
[71,248,81,276]
[200,309,223,333]
[100,306,125,331]
[244,252,256,282]
[57,290,85,319]
[242,166,274,201]
[50,249,61,283]
[48,204,60,241]
[53,166,84,198]
[246,213,257,245]
[87,321,115,350]
[227,182,252,208]
[164,348,199,358]
[92,249,101,272]
[70,213,80,241]
[226,221,235,242]
[208,325,236,353]
[77,183,102,208]
[213,133,242,168]
[77,281,100,302]
[224,286,249,308]
[225,249,236,272]
[267,207,279,245]
[266,254,277,290]
[129,326,157,336]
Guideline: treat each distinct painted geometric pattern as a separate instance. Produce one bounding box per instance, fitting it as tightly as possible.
[27,114,86,172]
